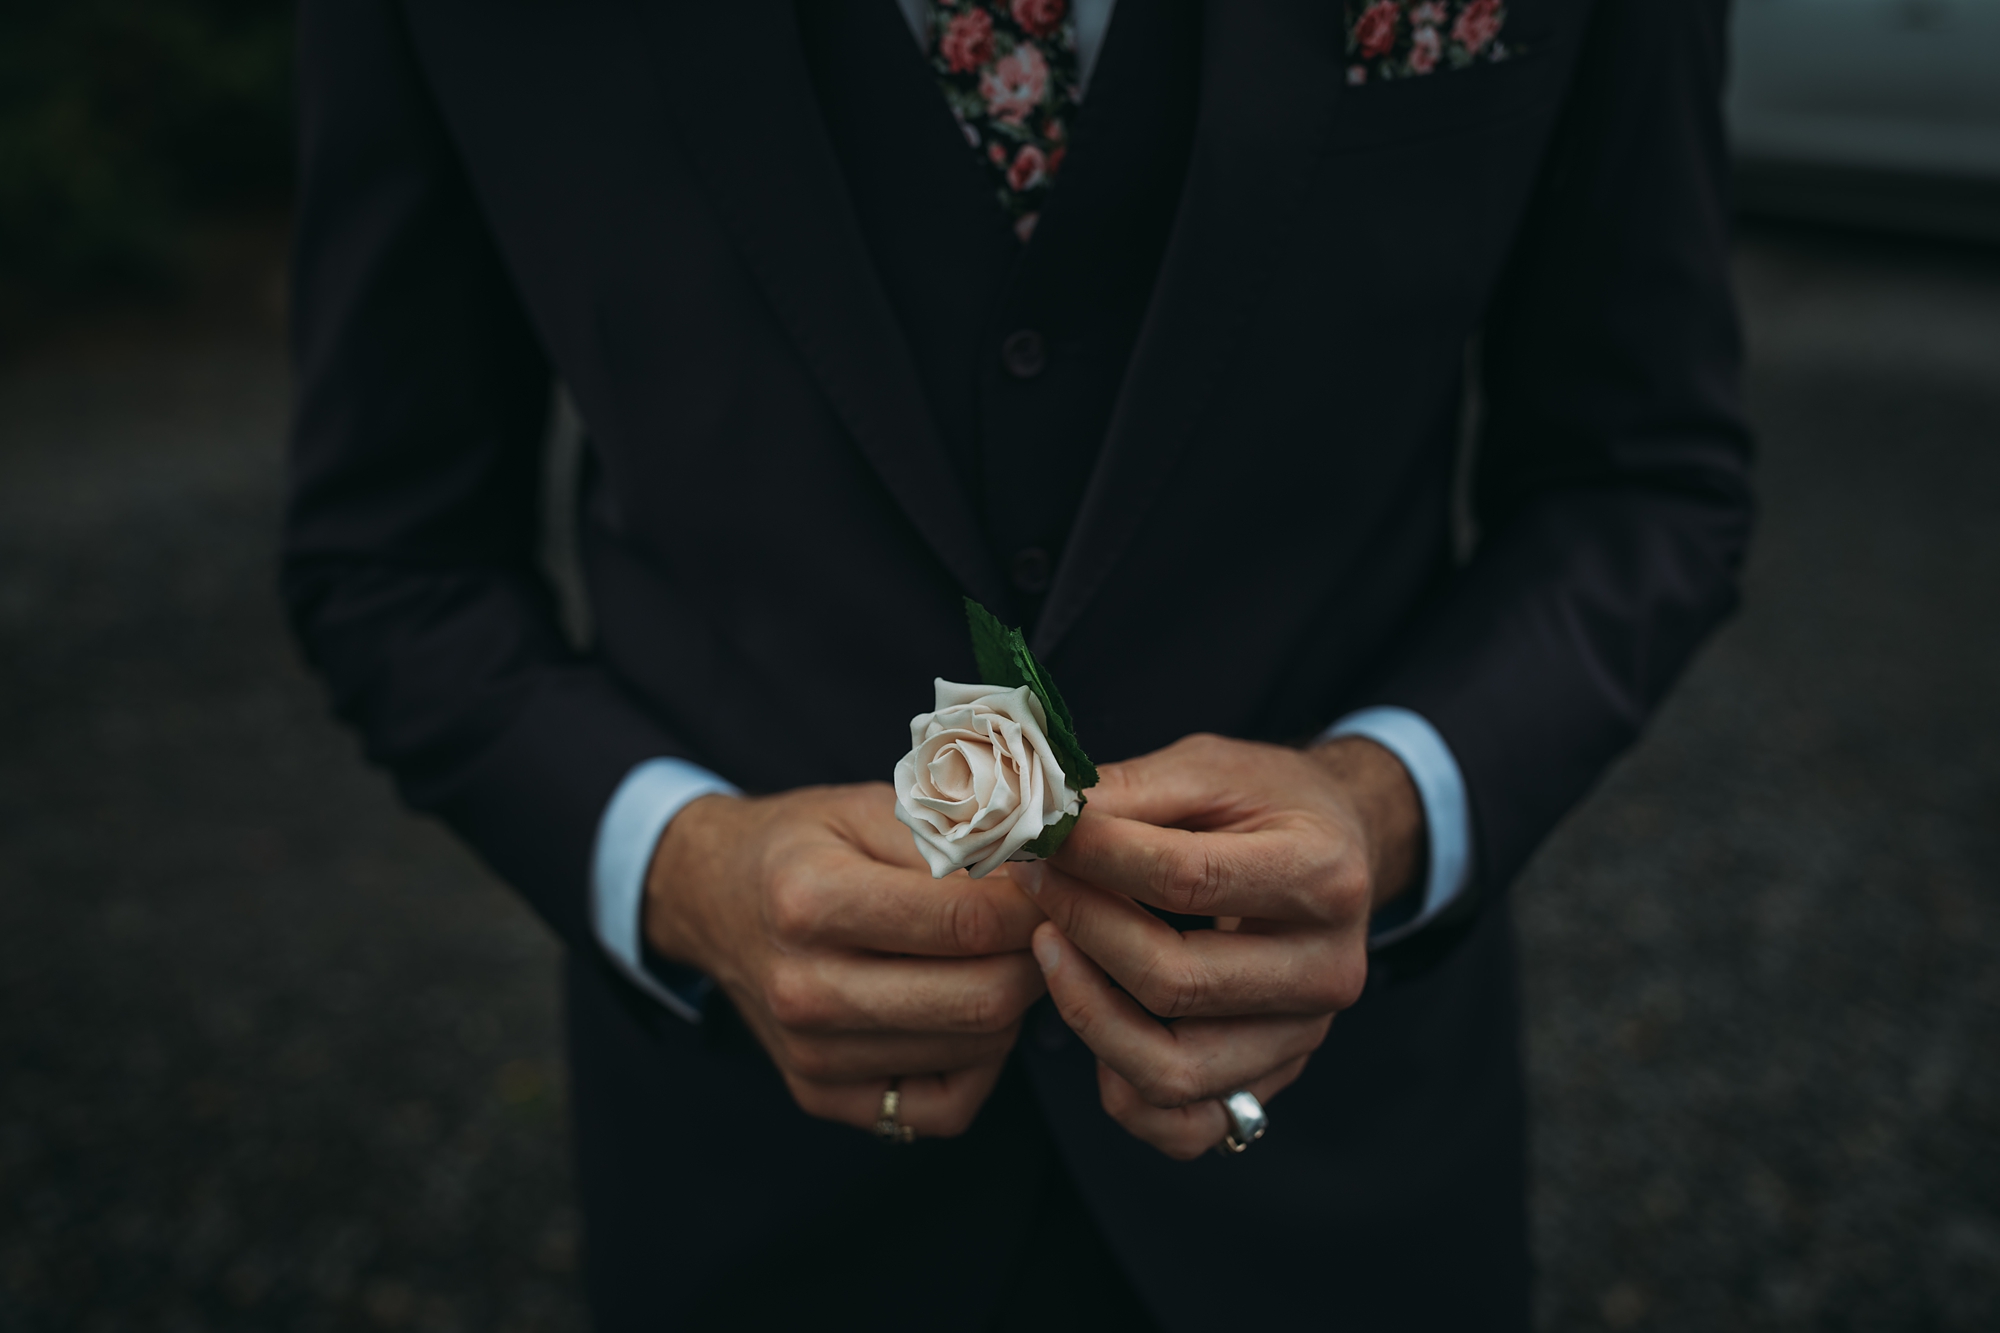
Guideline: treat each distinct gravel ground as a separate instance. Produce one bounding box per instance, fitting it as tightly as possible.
[1,223,1996,1332]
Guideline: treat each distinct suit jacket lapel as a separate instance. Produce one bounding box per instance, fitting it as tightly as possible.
[1032,0,1346,658]
[629,0,1009,611]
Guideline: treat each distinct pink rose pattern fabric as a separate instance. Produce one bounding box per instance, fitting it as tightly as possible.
[1344,0,1521,84]
[931,0,1080,241]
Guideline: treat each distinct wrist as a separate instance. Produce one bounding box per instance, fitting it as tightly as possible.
[1306,737,1426,909]
[642,791,739,967]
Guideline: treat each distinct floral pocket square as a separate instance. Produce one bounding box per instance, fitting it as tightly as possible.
[1345,0,1523,84]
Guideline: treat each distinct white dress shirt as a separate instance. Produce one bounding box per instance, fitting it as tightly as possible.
[589,0,1476,1018]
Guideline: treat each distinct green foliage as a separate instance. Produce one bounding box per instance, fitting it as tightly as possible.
[962,598,1099,793]
[0,0,294,305]
[1020,808,1080,861]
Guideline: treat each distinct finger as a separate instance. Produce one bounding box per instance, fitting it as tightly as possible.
[762,951,1046,1035]
[835,789,1064,906]
[784,1057,1010,1139]
[1053,811,1357,923]
[830,782,934,871]
[768,1022,1022,1084]
[1083,735,1269,827]
[1034,923,1332,1109]
[895,1058,1010,1138]
[1016,861,1363,1018]
[1097,1055,1310,1162]
[772,849,1045,956]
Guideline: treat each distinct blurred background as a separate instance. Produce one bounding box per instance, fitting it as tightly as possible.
[0,1,1995,1329]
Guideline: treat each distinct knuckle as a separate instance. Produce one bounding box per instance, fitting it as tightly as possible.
[1291,935,1367,1013]
[846,780,895,808]
[1048,980,1094,1035]
[1294,844,1369,925]
[1179,732,1226,759]
[1095,760,1132,798]
[783,1039,838,1082]
[1049,994,1087,1039]
[1336,971,1368,1011]
[1137,1059,1202,1110]
[762,964,827,1031]
[1134,955,1204,1020]
[764,865,822,943]
[959,986,1011,1036]
[1318,957,1367,1012]
[937,891,1002,956]
[1301,973,1346,1014]
[1326,858,1372,914]
[1154,844,1223,916]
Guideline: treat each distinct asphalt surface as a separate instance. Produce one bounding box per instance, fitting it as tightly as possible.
[1,223,1996,1331]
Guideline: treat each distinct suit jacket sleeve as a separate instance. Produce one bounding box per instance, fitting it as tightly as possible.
[1370,0,1755,904]
[282,0,691,953]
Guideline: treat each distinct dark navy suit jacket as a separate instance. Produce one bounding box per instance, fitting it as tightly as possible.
[284,0,1752,1326]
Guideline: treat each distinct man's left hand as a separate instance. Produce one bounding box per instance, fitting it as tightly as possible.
[1014,733,1425,1160]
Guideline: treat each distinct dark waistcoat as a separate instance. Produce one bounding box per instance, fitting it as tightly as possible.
[793,0,1203,623]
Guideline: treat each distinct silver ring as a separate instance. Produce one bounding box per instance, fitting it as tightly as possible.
[1214,1090,1268,1155]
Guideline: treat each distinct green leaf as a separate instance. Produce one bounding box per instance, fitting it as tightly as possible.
[965,597,1026,693]
[961,598,1099,793]
[1021,800,1083,860]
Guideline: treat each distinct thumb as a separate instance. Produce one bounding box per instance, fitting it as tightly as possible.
[1075,738,1237,827]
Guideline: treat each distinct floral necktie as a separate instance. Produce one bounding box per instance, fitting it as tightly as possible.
[928,1,1082,241]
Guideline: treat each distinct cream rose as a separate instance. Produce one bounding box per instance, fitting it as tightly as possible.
[894,678,1082,879]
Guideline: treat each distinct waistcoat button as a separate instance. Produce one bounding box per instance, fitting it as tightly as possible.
[1001,329,1047,379]
[1010,546,1053,594]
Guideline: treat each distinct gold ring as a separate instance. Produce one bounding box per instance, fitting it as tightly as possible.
[874,1079,915,1144]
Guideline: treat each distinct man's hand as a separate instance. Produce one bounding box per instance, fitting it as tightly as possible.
[645,783,1047,1138]
[1017,734,1424,1160]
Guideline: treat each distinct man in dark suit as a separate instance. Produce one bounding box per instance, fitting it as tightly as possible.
[284,0,1752,1327]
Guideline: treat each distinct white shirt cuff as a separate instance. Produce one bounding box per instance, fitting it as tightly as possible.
[1322,706,1474,947]
[589,757,741,1021]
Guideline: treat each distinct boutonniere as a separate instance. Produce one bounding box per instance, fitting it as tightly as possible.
[894,599,1099,879]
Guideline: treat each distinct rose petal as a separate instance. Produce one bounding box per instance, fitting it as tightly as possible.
[925,741,977,802]
[895,679,1080,878]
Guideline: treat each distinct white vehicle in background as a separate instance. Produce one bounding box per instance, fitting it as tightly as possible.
[1728,0,2000,242]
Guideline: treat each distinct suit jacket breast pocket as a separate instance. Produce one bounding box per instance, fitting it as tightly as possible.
[1327,0,1567,153]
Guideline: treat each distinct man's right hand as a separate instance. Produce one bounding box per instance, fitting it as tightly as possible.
[643,783,1047,1139]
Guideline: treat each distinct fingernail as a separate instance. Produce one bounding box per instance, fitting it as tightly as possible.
[1014,861,1045,896]
[1033,932,1061,974]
